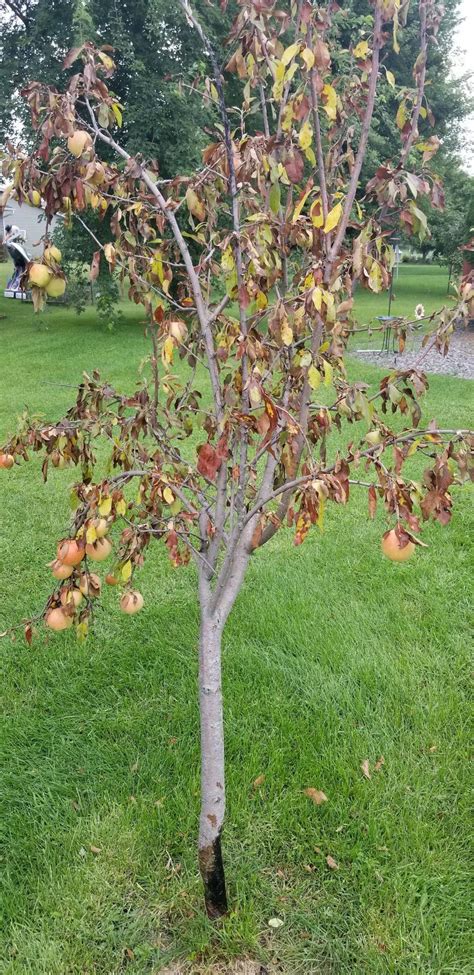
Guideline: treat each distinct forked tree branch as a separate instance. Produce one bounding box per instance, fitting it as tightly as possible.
[326,6,384,272]
[400,0,428,165]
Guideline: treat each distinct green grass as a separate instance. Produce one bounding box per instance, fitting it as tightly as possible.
[351,263,455,350]
[0,263,472,974]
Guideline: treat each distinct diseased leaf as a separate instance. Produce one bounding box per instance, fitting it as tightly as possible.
[368,485,377,520]
[89,250,101,282]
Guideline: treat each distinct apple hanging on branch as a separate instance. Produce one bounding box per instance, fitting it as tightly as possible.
[1,0,473,919]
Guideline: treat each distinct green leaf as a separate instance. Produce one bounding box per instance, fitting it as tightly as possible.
[269,182,281,215]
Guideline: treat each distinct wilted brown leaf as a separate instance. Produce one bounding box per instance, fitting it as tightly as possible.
[361,759,371,779]
[253,774,266,790]
[304,788,328,805]
[374,755,385,772]
[326,855,339,870]
[90,845,101,855]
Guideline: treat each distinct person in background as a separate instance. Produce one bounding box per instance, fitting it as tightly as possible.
[4,224,28,290]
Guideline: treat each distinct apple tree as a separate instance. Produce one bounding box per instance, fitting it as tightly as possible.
[1,0,473,918]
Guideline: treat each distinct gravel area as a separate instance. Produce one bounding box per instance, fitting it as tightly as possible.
[352,328,474,380]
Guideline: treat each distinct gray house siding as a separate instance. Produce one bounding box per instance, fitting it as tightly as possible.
[1,199,59,258]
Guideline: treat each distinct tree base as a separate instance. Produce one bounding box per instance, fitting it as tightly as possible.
[199,833,228,919]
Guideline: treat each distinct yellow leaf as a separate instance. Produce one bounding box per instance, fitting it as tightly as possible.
[323,201,342,234]
[305,146,316,167]
[86,524,97,545]
[116,498,126,516]
[99,497,112,517]
[121,560,132,582]
[112,102,123,127]
[281,322,293,346]
[162,335,175,367]
[275,60,286,82]
[292,187,312,223]
[386,69,395,88]
[299,120,313,151]
[221,246,235,272]
[353,40,369,59]
[368,261,383,293]
[281,42,300,67]
[312,286,323,311]
[249,384,262,407]
[396,100,407,130]
[256,290,268,310]
[163,487,175,504]
[323,360,333,387]
[322,83,337,120]
[301,47,315,70]
[308,365,321,390]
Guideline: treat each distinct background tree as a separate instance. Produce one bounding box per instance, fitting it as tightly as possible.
[1,0,473,919]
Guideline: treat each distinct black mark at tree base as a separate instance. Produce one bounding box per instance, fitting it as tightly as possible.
[199,831,228,919]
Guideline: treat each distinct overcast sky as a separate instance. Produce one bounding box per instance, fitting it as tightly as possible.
[452,0,474,172]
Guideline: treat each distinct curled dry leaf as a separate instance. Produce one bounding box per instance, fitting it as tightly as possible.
[326,855,339,871]
[374,755,385,772]
[253,773,266,790]
[361,759,371,780]
[304,787,328,805]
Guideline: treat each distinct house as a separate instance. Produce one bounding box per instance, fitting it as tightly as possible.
[0,187,59,259]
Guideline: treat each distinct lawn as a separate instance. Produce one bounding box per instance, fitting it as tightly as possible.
[0,263,472,975]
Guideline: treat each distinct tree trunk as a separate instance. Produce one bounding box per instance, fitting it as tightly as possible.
[198,610,228,918]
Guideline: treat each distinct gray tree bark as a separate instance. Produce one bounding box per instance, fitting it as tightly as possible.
[198,610,228,918]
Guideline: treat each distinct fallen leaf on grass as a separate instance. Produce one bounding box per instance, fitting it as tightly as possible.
[428,744,437,753]
[253,774,266,789]
[374,755,385,772]
[304,788,328,805]
[90,845,102,855]
[326,855,339,870]
[361,759,371,779]
[268,917,284,928]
